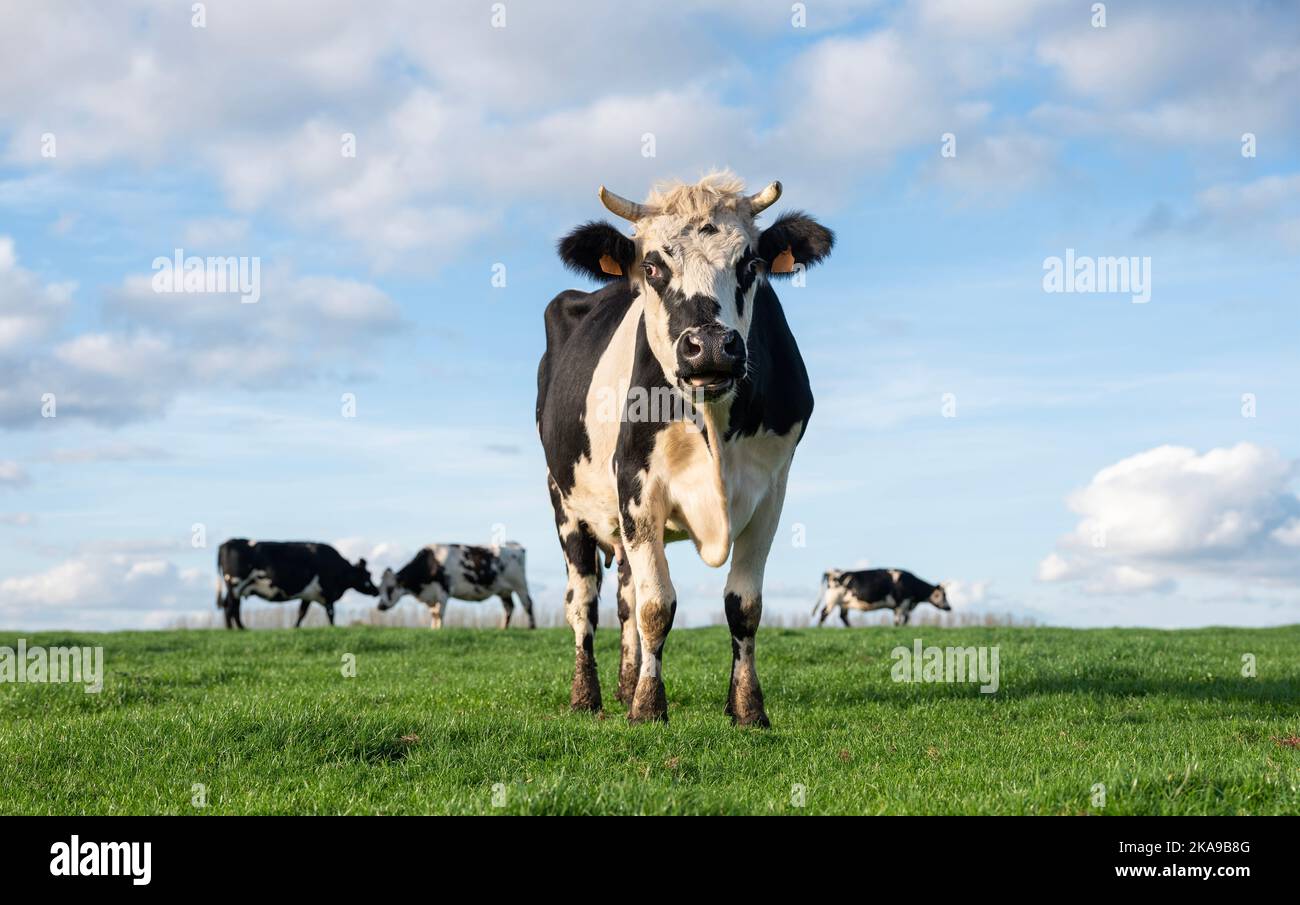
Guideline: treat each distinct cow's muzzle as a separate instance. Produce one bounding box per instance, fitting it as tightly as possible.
[676,325,745,399]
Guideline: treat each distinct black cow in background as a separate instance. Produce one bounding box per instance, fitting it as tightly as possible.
[216,539,379,629]
[813,568,950,626]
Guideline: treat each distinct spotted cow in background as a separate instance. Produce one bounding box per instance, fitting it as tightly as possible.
[377,542,535,629]
[537,171,833,725]
[814,568,951,626]
[216,539,379,629]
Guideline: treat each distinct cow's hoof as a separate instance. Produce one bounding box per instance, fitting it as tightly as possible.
[616,665,639,707]
[727,684,770,728]
[730,708,771,729]
[570,651,602,712]
[627,677,668,723]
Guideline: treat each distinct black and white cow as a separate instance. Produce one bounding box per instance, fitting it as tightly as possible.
[813,568,951,626]
[537,172,833,725]
[376,543,535,629]
[216,539,379,629]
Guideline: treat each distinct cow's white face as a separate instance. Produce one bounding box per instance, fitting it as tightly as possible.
[376,567,402,610]
[633,208,761,403]
[557,172,835,404]
[930,585,951,610]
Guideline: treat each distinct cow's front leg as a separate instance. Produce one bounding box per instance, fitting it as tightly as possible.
[429,598,446,629]
[624,540,674,723]
[722,465,789,728]
[614,555,641,706]
[229,596,245,630]
[893,607,909,626]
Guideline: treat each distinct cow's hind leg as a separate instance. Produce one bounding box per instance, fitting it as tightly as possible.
[499,593,515,629]
[615,555,640,706]
[549,479,603,712]
[517,586,536,629]
[295,600,311,627]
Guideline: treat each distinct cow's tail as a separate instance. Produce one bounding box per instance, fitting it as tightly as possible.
[215,576,225,609]
[811,572,830,617]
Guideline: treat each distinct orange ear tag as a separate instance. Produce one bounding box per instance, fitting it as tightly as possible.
[598,254,623,276]
[771,247,796,274]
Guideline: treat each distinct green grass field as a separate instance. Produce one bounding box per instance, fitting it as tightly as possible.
[2,625,1297,814]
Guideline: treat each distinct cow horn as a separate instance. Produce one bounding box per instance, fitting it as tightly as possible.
[598,186,651,222]
[748,180,782,215]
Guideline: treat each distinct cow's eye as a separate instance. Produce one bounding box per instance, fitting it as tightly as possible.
[642,261,659,279]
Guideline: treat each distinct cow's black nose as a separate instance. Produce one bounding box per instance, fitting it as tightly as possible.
[676,324,746,388]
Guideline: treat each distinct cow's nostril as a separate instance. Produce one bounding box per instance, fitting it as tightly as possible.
[723,330,742,358]
[681,333,704,360]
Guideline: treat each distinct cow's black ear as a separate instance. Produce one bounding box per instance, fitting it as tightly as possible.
[357,558,368,569]
[558,220,635,282]
[758,212,834,278]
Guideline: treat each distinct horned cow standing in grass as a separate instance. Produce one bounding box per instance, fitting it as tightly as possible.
[537,172,833,725]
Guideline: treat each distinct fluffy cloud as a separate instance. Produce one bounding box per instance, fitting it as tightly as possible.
[0,552,207,613]
[1038,443,1300,594]
[1136,172,1300,251]
[943,578,991,607]
[0,237,74,357]
[4,0,1291,273]
[1033,6,1300,145]
[0,241,402,428]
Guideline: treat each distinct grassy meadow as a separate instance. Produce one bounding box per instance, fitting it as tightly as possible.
[1,624,1297,814]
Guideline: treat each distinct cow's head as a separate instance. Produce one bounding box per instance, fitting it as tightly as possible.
[376,567,404,610]
[929,582,951,611]
[559,172,833,403]
[351,558,379,597]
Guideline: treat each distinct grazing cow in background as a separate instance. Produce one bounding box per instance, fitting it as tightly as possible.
[216,539,379,629]
[537,171,833,725]
[377,543,535,629]
[813,568,951,626]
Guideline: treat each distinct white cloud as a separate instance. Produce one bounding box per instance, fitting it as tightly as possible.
[0,460,29,488]
[330,538,411,576]
[776,30,948,167]
[0,236,74,356]
[924,131,1060,198]
[0,240,403,428]
[1272,518,1300,548]
[1039,443,1300,593]
[0,552,207,614]
[1033,7,1300,145]
[944,578,991,607]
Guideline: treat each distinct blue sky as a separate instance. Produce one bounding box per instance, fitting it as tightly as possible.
[1,0,1298,629]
